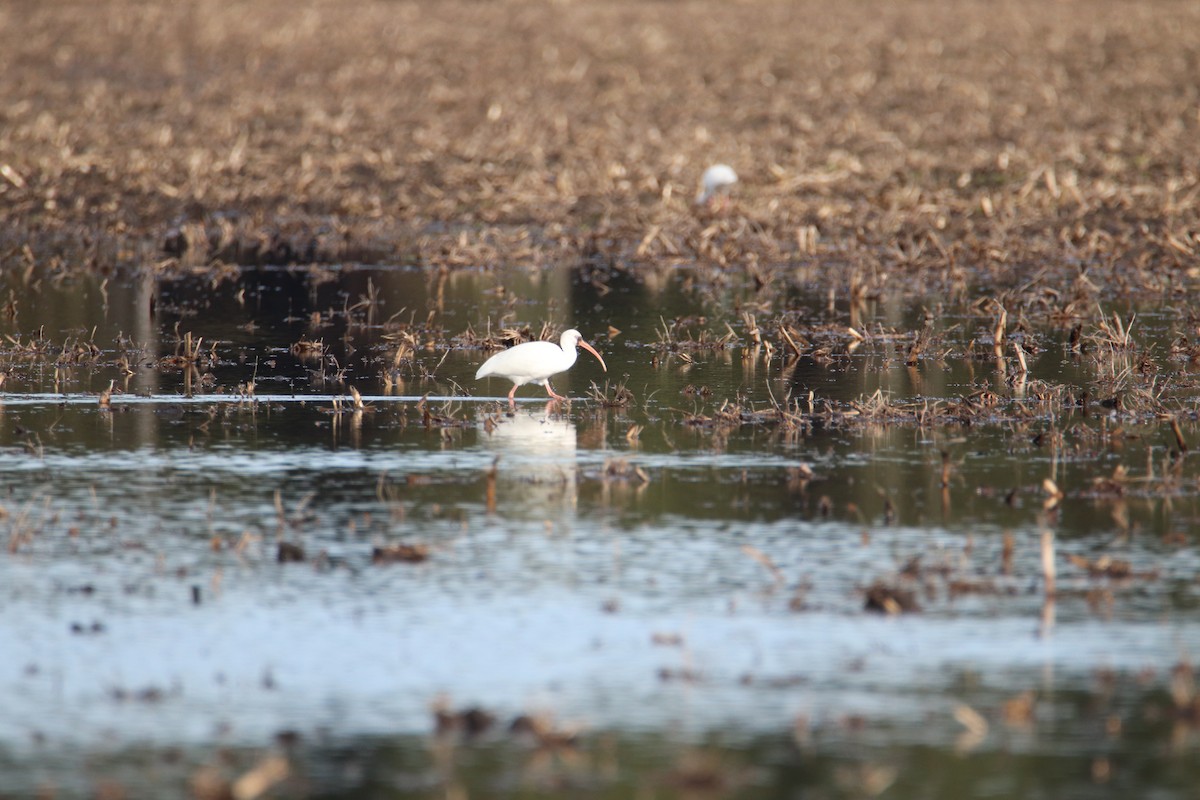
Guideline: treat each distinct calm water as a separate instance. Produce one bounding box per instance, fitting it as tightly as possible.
[2,265,1199,797]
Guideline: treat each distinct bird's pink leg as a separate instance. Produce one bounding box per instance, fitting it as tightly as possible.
[543,381,567,401]
[507,384,519,410]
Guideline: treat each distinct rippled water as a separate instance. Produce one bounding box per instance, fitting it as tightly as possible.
[2,265,1199,797]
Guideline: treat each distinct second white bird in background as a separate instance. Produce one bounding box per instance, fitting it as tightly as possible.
[696,163,738,207]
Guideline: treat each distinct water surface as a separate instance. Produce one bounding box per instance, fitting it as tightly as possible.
[2,264,1199,797]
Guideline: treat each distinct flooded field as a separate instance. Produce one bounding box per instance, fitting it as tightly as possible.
[4,0,1200,795]
[1,264,1200,797]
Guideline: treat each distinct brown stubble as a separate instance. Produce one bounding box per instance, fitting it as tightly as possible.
[0,0,1194,295]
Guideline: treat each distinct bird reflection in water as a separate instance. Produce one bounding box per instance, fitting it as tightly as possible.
[481,409,579,523]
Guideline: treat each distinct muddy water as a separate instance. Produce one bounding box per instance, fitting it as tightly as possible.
[2,265,1200,797]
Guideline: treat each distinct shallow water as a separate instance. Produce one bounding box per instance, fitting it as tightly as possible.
[2,265,1200,797]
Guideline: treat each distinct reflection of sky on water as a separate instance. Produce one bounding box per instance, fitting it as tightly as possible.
[2,404,1196,762]
[2,535,1194,757]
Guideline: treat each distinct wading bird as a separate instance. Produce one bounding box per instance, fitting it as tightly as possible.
[475,329,607,408]
[695,163,738,208]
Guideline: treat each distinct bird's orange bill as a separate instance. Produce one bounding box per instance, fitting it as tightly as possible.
[579,340,607,372]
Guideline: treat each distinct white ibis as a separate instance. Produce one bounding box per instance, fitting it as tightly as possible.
[696,163,738,208]
[475,328,607,408]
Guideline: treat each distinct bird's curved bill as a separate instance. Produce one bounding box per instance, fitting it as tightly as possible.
[579,340,607,372]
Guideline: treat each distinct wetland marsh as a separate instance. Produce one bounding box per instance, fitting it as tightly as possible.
[2,0,1200,796]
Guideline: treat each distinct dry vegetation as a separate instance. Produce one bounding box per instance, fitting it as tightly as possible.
[0,0,1197,295]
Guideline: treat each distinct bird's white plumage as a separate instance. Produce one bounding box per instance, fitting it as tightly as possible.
[696,163,738,205]
[476,328,607,406]
[476,338,577,385]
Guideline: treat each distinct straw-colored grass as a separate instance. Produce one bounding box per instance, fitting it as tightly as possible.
[0,0,1195,299]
